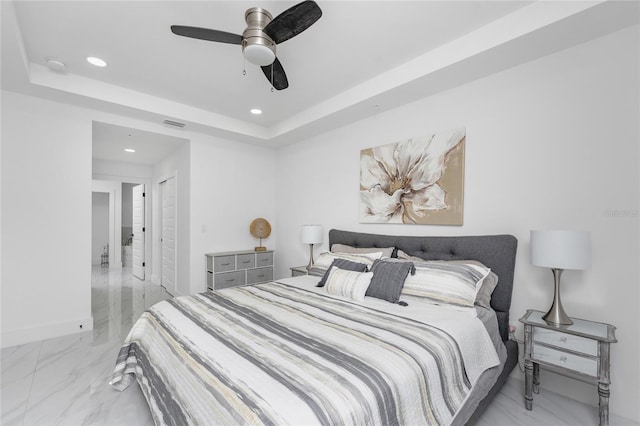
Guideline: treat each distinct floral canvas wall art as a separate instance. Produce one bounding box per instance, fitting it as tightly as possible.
[360,127,465,225]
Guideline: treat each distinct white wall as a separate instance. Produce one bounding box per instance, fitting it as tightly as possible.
[92,158,152,181]
[188,134,277,294]
[1,91,94,346]
[91,192,109,265]
[275,26,639,421]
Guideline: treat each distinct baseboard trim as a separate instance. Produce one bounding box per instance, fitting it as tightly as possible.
[1,316,94,348]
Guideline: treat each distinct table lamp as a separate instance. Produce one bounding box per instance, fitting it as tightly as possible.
[530,230,591,325]
[301,225,323,270]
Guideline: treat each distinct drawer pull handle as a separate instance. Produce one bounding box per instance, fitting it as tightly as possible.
[221,262,231,266]
[257,274,265,278]
[560,337,567,343]
[226,279,235,282]
[242,261,251,264]
[559,356,567,363]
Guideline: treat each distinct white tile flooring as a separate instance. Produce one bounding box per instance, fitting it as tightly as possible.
[1,267,637,426]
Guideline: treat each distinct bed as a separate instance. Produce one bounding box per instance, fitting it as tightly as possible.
[110,229,518,425]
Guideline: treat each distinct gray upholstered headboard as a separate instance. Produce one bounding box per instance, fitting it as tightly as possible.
[328,229,518,342]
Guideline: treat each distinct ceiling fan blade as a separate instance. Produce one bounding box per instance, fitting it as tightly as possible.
[263,0,322,44]
[261,58,289,90]
[171,25,243,45]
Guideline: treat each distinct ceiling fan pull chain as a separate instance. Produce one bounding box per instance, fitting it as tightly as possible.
[243,56,246,76]
[271,65,274,92]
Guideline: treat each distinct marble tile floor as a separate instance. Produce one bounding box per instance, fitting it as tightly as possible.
[1,266,171,426]
[1,267,637,425]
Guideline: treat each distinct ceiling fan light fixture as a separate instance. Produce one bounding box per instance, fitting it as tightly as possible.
[243,44,275,66]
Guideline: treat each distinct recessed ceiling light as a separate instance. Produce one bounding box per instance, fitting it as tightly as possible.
[87,56,107,67]
[250,108,262,115]
[124,148,136,153]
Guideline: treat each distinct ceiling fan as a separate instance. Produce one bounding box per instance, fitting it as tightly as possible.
[171,1,322,91]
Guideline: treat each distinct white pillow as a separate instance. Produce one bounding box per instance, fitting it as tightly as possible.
[400,261,490,307]
[324,266,374,303]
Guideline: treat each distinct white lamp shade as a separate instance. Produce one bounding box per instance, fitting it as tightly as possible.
[301,225,323,245]
[530,230,591,270]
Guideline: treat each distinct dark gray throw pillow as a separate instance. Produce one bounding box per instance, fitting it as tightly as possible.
[366,259,414,303]
[316,259,368,287]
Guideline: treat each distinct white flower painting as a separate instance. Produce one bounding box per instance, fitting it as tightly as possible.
[360,127,465,225]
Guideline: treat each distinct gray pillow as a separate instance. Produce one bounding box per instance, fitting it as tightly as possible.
[317,259,368,287]
[365,259,414,304]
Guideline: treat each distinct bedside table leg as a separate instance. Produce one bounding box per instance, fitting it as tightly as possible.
[598,381,610,426]
[533,363,540,394]
[524,358,534,410]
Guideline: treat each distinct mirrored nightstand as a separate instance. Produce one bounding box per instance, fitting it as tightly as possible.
[520,309,617,426]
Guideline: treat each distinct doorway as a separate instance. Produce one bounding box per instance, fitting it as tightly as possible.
[91,192,110,267]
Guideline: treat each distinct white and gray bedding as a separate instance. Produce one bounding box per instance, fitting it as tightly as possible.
[110,276,504,425]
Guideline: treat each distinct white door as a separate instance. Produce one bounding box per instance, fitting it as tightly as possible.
[161,177,176,292]
[132,184,145,280]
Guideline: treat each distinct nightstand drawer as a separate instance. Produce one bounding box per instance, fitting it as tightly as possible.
[214,255,236,272]
[532,344,597,377]
[214,271,246,289]
[247,267,273,284]
[533,327,597,356]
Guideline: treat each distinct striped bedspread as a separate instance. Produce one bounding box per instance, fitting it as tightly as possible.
[110,280,499,425]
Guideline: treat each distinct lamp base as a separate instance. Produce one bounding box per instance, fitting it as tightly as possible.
[255,246,266,252]
[543,268,573,326]
[306,243,315,271]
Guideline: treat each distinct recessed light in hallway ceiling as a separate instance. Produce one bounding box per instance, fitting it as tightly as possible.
[87,56,107,67]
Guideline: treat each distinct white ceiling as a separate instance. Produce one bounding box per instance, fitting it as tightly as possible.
[92,121,189,165]
[2,1,638,162]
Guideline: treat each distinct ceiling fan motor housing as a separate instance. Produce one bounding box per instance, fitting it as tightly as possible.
[242,7,276,66]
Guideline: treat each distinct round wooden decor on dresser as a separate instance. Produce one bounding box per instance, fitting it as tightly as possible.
[250,218,271,252]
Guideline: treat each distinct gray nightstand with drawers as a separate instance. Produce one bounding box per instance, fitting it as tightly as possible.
[520,309,617,426]
[205,250,274,291]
